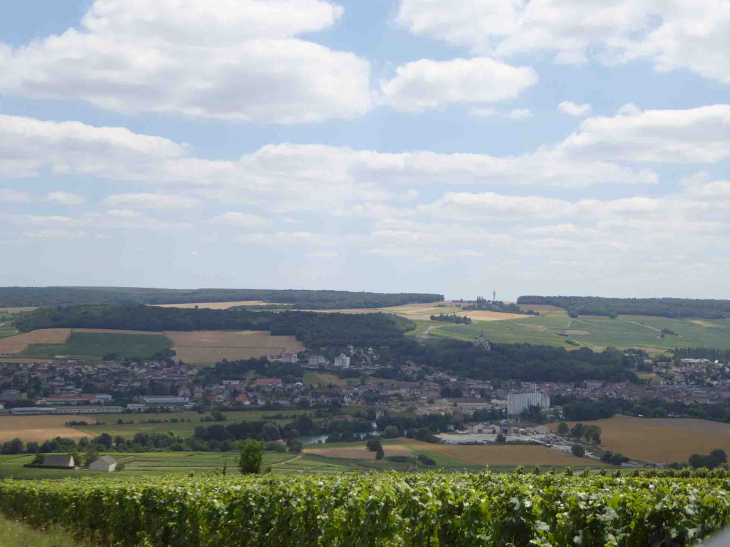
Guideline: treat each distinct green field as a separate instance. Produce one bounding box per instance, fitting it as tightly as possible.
[0,452,311,479]
[18,332,173,360]
[0,517,85,547]
[0,313,18,341]
[426,309,730,352]
[74,409,312,439]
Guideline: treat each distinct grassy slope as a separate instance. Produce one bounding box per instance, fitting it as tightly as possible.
[0,518,89,547]
[0,313,18,341]
[427,309,730,352]
[18,332,173,360]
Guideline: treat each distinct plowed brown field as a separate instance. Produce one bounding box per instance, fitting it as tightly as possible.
[422,444,605,466]
[303,445,415,460]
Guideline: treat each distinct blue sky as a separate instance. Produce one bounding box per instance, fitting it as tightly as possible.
[1,0,729,300]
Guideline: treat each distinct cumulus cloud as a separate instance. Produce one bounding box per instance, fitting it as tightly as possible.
[558,101,592,116]
[211,212,269,227]
[379,58,538,112]
[105,193,200,209]
[0,0,372,123]
[471,108,532,119]
[558,104,730,163]
[395,0,730,83]
[46,192,86,205]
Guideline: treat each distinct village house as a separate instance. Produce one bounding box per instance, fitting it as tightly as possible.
[42,454,75,469]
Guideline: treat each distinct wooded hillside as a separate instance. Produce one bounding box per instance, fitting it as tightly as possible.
[0,287,443,309]
[518,295,730,319]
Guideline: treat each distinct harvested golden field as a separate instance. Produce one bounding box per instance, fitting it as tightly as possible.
[691,320,722,328]
[0,415,93,443]
[421,443,604,466]
[304,303,525,322]
[165,330,305,364]
[0,329,72,355]
[153,301,275,309]
[303,445,415,460]
[550,416,730,464]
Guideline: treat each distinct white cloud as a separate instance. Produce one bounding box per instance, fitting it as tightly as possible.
[105,193,200,209]
[558,101,592,117]
[0,189,30,203]
[379,57,538,112]
[46,191,85,205]
[471,108,532,119]
[395,0,730,83]
[558,104,730,163]
[212,212,269,227]
[23,230,89,239]
[0,0,372,123]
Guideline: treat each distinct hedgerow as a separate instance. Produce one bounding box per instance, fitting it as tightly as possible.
[0,472,729,546]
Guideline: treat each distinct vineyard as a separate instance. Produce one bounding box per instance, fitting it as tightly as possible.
[1,470,730,546]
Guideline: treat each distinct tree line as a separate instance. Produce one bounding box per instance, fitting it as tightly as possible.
[518,295,730,319]
[383,340,640,383]
[0,287,443,309]
[14,305,415,349]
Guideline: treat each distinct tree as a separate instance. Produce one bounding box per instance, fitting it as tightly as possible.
[262,423,281,442]
[711,449,728,463]
[557,422,569,436]
[32,454,44,465]
[571,423,586,439]
[376,445,384,460]
[238,440,265,474]
[571,444,586,458]
[287,439,303,454]
[366,438,382,452]
[97,433,113,449]
[383,425,399,439]
[84,445,98,467]
[495,433,506,444]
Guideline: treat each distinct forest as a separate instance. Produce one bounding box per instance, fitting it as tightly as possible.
[13,305,414,349]
[383,340,640,383]
[518,295,730,319]
[0,287,442,309]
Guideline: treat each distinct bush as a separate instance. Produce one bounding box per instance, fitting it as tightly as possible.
[375,446,384,460]
[417,454,436,466]
[265,442,287,453]
[238,440,264,474]
[366,438,382,452]
[571,444,586,458]
[495,433,506,444]
[383,426,399,439]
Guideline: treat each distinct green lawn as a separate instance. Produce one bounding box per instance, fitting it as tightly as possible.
[75,409,314,439]
[19,332,173,360]
[427,310,730,352]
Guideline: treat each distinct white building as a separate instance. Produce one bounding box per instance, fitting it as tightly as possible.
[88,456,117,473]
[308,355,327,366]
[334,353,351,367]
[279,354,299,364]
[507,386,550,415]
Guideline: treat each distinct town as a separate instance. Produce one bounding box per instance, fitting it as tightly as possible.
[2,341,728,426]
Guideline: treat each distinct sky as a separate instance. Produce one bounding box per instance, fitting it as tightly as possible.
[1,0,729,300]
